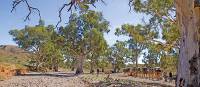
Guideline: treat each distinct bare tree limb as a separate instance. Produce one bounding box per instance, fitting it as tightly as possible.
[56,0,77,28]
[128,0,133,12]
[11,0,23,12]
[56,4,68,28]
[23,0,41,21]
[56,0,106,28]
[12,0,105,27]
[100,0,106,5]
[11,0,41,21]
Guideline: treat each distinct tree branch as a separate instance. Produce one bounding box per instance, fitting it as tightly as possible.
[11,0,41,21]
[128,0,133,12]
[56,0,106,28]
[56,0,77,28]
[12,0,106,27]
[11,0,22,12]
[56,4,68,28]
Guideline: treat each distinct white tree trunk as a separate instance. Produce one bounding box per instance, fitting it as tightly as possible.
[175,0,200,86]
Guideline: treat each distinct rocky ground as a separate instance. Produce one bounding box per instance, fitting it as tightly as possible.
[0,72,175,87]
[80,73,175,87]
[0,72,88,87]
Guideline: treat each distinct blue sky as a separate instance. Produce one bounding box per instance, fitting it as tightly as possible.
[0,0,145,63]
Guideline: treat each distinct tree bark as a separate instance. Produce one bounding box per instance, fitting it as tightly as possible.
[71,67,75,71]
[136,56,138,68]
[53,64,58,72]
[71,58,75,71]
[75,53,84,75]
[175,0,200,86]
[134,53,138,68]
[112,63,117,73]
[52,58,58,72]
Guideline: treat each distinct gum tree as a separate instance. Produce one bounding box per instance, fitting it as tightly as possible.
[58,10,109,74]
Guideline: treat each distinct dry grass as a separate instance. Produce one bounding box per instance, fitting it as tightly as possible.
[0,74,6,81]
[0,63,28,80]
[0,45,29,64]
[0,45,29,80]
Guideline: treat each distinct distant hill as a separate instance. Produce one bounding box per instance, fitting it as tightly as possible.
[0,45,29,65]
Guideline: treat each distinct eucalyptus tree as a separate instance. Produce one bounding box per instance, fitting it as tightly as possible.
[10,0,200,85]
[142,43,162,67]
[129,0,199,85]
[39,40,63,71]
[108,41,129,73]
[114,0,179,69]
[175,0,200,86]
[9,20,63,71]
[85,28,108,73]
[58,10,109,74]
[160,49,178,73]
[87,52,109,73]
[97,55,109,72]
[129,0,180,53]
[41,25,63,71]
[63,55,76,71]
[115,24,154,68]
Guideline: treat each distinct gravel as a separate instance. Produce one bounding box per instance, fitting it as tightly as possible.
[80,74,175,87]
[0,72,88,87]
[0,72,175,87]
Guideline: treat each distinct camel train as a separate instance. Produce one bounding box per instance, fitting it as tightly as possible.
[123,67,162,80]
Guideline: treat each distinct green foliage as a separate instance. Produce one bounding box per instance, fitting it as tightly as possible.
[9,26,52,50]
[9,10,110,73]
[58,10,109,73]
[160,54,178,73]
[132,0,179,70]
[38,19,45,26]
[131,0,174,15]
[107,41,130,71]
[116,24,157,43]
[0,56,27,65]
[9,20,63,71]
[67,0,106,11]
[9,0,180,72]
[114,0,179,71]
[130,0,179,46]
[59,10,109,56]
[142,43,162,67]
[115,24,151,67]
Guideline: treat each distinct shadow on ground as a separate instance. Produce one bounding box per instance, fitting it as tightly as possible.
[88,79,173,87]
[18,72,77,78]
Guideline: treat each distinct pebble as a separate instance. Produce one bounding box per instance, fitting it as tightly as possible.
[0,72,175,87]
[0,72,88,87]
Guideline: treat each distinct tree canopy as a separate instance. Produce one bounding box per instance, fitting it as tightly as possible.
[9,0,180,74]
